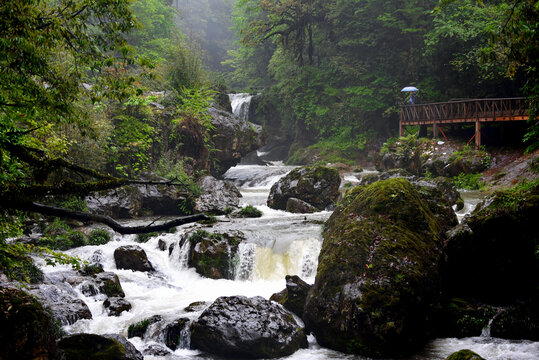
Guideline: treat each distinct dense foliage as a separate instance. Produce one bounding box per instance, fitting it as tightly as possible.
[229,0,538,153]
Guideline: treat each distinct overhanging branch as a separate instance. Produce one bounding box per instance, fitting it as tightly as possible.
[17,201,209,234]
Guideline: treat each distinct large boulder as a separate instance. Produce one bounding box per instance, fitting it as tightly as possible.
[208,105,263,176]
[303,178,444,357]
[194,176,242,214]
[86,174,192,218]
[270,275,311,318]
[0,286,63,360]
[267,165,341,211]
[57,333,143,360]
[443,183,539,304]
[104,297,132,316]
[186,230,245,279]
[191,296,307,358]
[114,245,155,272]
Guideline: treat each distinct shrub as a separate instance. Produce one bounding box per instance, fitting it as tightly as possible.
[238,205,263,218]
[452,173,484,190]
[68,231,87,248]
[136,232,158,243]
[87,229,111,245]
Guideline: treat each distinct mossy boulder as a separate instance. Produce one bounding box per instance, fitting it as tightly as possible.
[445,349,485,360]
[270,275,311,318]
[57,333,143,360]
[187,230,245,279]
[114,245,155,272]
[443,183,539,304]
[303,178,444,357]
[267,165,341,211]
[0,286,63,360]
[191,296,307,358]
[424,147,491,178]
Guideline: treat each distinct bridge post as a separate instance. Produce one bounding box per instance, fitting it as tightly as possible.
[433,121,438,139]
[475,119,481,149]
[399,112,404,136]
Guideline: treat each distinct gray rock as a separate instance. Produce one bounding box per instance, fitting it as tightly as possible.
[114,245,155,272]
[28,283,92,325]
[195,176,242,214]
[163,317,191,350]
[267,165,341,211]
[104,297,132,316]
[85,174,190,219]
[286,197,318,213]
[270,275,311,318]
[208,105,263,176]
[191,295,307,358]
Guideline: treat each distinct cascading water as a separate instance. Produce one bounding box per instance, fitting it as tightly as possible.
[229,93,253,121]
[37,164,538,360]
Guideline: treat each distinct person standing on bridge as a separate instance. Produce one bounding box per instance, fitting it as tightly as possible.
[408,91,417,104]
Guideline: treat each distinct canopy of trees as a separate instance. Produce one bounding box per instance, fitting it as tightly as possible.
[228,0,538,152]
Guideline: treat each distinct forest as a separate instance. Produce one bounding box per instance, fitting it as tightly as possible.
[1,0,537,274]
[1,1,538,359]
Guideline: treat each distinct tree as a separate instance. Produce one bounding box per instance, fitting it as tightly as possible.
[0,0,207,233]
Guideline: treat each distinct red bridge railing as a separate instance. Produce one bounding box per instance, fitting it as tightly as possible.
[399,97,529,147]
[401,97,528,124]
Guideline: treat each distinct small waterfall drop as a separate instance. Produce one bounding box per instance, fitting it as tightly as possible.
[229,93,253,121]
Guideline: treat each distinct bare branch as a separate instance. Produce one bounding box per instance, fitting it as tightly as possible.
[17,201,209,234]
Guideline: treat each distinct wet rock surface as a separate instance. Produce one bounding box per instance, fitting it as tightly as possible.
[114,245,155,272]
[163,317,191,350]
[195,176,242,214]
[86,174,191,218]
[304,178,444,357]
[184,230,245,279]
[104,297,132,316]
[191,295,308,358]
[58,333,143,360]
[443,183,539,304]
[444,349,486,360]
[28,282,92,325]
[286,197,318,213]
[267,165,341,210]
[270,275,311,318]
[208,105,263,176]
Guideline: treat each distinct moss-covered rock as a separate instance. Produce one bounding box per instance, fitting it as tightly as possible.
[267,165,341,211]
[303,178,444,357]
[425,147,491,178]
[445,349,485,360]
[57,333,143,360]
[187,230,245,279]
[0,286,63,359]
[443,182,539,304]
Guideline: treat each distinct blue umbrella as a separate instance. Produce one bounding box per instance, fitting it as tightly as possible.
[401,86,418,92]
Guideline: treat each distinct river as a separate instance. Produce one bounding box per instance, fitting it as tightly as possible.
[39,163,538,360]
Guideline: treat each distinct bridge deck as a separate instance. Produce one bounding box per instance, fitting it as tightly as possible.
[399,97,529,147]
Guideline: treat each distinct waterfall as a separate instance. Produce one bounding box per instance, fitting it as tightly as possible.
[234,242,256,281]
[229,93,253,121]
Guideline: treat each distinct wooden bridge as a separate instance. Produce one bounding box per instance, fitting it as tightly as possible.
[400,97,529,147]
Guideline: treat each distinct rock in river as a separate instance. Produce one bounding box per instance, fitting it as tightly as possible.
[191,295,308,358]
[114,245,155,272]
[267,165,341,211]
[303,178,444,357]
